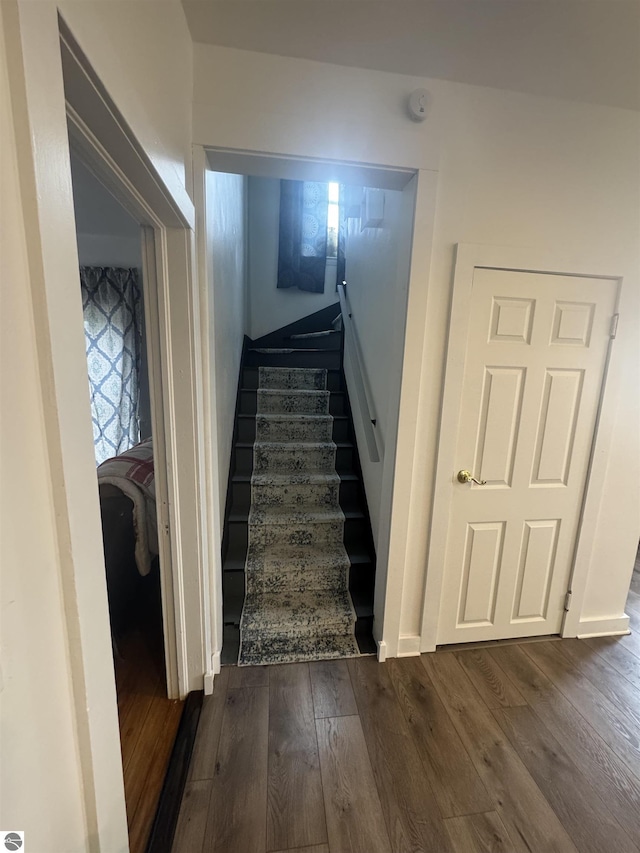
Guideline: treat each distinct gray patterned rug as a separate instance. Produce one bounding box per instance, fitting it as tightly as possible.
[238,366,360,666]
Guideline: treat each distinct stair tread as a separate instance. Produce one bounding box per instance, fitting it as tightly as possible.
[254,440,336,450]
[224,547,372,572]
[259,364,328,369]
[242,589,355,626]
[256,413,333,421]
[229,506,366,523]
[249,542,348,560]
[248,558,350,576]
[251,440,353,449]
[237,633,360,667]
[233,471,358,483]
[249,506,345,525]
[251,472,340,485]
[243,387,345,395]
[259,367,327,370]
[249,346,340,352]
[240,412,346,419]
[258,388,329,396]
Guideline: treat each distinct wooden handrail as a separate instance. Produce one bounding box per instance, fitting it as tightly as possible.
[337,283,381,463]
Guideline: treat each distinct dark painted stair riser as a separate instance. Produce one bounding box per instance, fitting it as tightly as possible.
[244,350,341,369]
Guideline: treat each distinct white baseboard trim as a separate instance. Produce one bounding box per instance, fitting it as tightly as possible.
[377,640,388,662]
[212,649,221,674]
[575,615,630,639]
[397,634,422,657]
[203,650,222,695]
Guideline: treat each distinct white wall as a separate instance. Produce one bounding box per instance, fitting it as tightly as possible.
[1,2,195,849]
[0,17,90,847]
[247,176,339,340]
[193,44,640,653]
[342,186,412,542]
[406,88,640,647]
[207,171,248,516]
[59,0,193,212]
[75,233,142,269]
[71,153,142,262]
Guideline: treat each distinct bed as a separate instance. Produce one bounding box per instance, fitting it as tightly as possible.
[97,438,158,635]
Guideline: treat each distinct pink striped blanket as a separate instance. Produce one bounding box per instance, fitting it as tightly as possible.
[97,438,158,576]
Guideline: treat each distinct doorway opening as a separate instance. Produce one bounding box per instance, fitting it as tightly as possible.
[199,150,419,667]
[69,150,183,852]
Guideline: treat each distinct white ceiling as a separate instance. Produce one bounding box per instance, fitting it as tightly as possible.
[182,0,640,112]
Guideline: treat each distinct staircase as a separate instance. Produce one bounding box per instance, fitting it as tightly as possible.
[222,304,376,665]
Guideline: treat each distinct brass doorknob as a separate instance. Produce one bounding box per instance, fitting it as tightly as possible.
[457,470,487,486]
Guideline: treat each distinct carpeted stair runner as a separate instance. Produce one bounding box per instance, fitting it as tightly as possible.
[238,366,359,666]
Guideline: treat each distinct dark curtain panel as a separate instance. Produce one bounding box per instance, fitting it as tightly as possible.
[277,180,328,293]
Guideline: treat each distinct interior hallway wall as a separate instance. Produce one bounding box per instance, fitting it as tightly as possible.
[193,44,640,650]
[342,186,412,544]
[207,171,248,518]
[59,0,193,207]
[1,2,195,849]
[0,12,89,847]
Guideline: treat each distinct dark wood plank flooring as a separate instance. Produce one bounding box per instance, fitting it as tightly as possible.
[174,565,640,853]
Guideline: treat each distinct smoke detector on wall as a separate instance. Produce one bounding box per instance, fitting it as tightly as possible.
[408,88,429,122]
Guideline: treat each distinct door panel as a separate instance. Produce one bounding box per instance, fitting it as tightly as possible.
[459,521,505,625]
[531,368,584,486]
[512,519,559,620]
[475,367,525,487]
[438,268,617,644]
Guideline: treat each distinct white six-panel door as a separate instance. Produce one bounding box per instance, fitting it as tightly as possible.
[437,267,618,644]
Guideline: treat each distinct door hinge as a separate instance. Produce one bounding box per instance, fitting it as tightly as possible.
[564,590,573,612]
[610,313,619,338]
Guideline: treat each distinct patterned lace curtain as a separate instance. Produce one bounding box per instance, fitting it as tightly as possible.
[81,266,142,465]
[277,180,329,293]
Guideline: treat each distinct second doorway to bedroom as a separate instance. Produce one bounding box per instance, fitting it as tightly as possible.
[70,150,182,853]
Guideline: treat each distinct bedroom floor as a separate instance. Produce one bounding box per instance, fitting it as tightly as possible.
[114,569,184,853]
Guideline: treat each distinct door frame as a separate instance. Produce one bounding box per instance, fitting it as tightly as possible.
[60,18,210,700]
[420,243,624,651]
[196,145,440,663]
[67,121,185,699]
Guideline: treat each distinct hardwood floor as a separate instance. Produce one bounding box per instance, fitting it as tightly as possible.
[114,575,184,853]
[174,569,640,853]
